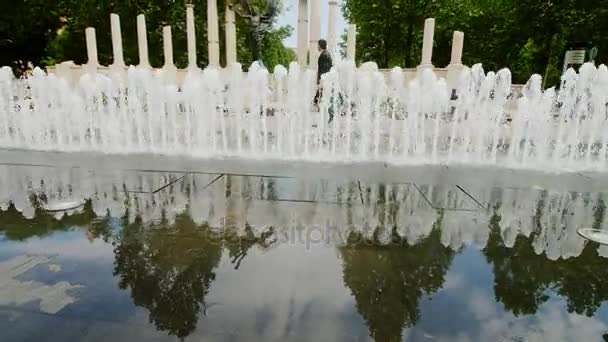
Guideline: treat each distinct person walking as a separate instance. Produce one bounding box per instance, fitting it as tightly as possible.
[314,39,333,121]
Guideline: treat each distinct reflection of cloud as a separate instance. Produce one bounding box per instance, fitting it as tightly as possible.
[191,244,370,341]
[4,232,113,260]
[431,271,608,342]
[442,273,464,291]
[0,255,83,314]
[468,289,495,320]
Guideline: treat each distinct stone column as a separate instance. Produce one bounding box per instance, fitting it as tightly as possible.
[162,26,177,83]
[186,4,197,68]
[137,14,150,68]
[84,27,98,73]
[327,0,339,53]
[225,5,237,65]
[347,24,357,63]
[309,0,321,69]
[207,0,220,67]
[163,26,175,68]
[418,18,435,70]
[297,0,309,66]
[447,31,465,89]
[110,14,124,67]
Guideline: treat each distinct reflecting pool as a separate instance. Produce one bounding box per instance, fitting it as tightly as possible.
[1,161,608,341]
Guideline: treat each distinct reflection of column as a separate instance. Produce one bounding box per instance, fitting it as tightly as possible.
[207,0,220,67]
[309,0,321,69]
[327,0,338,53]
[225,4,237,65]
[297,0,309,66]
[137,14,150,68]
[186,4,197,68]
[347,24,357,63]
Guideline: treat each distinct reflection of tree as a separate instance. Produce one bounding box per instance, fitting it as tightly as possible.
[0,195,99,241]
[224,224,276,269]
[484,199,608,317]
[112,207,276,339]
[113,210,223,340]
[339,214,454,342]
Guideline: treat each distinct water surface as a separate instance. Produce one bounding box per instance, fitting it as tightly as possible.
[1,164,608,341]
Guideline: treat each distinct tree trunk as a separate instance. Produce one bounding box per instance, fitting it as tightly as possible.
[250,26,264,64]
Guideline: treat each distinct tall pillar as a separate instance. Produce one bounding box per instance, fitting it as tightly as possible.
[297,0,309,66]
[225,4,237,66]
[418,18,435,70]
[450,31,464,65]
[447,31,465,89]
[309,0,321,69]
[347,24,357,63]
[136,14,150,68]
[163,26,175,68]
[207,0,220,67]
[327,0,339,53]
[84,27,98,73]
[162,26,177,83]
[110,14,124,67]
[186,4,197,68]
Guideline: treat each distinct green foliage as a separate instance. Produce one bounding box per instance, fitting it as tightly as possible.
[0,0,64,74]
[5,0,293,71]
[261,25,295,70]
[343,0,608,85]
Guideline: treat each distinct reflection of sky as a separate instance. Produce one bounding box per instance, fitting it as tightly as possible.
[1,226,608,341]
[412,248,608,341]
[277,0,348,48]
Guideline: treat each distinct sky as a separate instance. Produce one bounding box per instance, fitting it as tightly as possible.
[276,0,347,48]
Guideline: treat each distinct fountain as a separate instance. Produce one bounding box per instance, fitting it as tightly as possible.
[1,61,608,173]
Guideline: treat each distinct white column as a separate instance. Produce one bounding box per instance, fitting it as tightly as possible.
[207,0,220,67]
[84,27,98,73]
[327,0,339,53]
[110,14,124,67]
[137,14,150,68]
[186,4,197,68]
[225,5,237,66]
[447,31,465,88]
[162,26,177,83]
[297,0,309,66]
[450,31,464,65]
[347,24,357,63]
[419,18,435,68]
[309,0,321,69]
[163,26,175,68]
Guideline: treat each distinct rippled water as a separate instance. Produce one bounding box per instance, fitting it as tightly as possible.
[1,158,608,341]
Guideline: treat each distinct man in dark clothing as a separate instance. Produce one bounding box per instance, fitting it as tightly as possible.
[314,39,333,121]
[317,39,333,84]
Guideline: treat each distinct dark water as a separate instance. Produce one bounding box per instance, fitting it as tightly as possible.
[1,163,608,342]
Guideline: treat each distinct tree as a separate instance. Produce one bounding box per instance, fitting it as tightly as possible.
[228,0,281,64]
[342,0,445,68]
[41,0,293,70]
[342,0,608,85]
[0,0,64,74]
